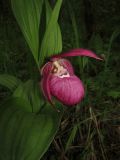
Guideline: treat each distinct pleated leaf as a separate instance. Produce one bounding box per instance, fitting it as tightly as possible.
[13,80,42,113]
[39,0,62,65]
[0,74,21,91]
[11,0,44,66]
[0,97,63,160]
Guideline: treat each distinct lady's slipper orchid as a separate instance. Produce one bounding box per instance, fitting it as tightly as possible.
[40,49,102,106]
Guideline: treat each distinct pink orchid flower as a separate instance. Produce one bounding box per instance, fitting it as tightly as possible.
[40,48,102,106]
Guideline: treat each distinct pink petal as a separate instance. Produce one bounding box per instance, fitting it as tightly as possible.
[49,75,85,106]
[41,62,52,76]
[51,48,103,60]
[40,62,53,105]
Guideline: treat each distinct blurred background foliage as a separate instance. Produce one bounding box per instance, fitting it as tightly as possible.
[0,0,120,160]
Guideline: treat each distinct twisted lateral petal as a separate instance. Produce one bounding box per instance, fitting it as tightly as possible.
[51,48,103,60]
[40,62,53,105]
[41,62,52,76]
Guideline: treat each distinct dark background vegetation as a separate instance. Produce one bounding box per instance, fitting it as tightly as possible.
[0,0,120,160]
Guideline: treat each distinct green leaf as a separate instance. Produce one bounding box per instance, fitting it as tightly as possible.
[4,97,33,113]
[0,74,21,91]
[39,0,62,65]
[67,0,86,48]
[0,97,63,160]
[28,81,42,113]
[45,0,52,26]
[65,124,78,151]
[88,33,104,53]
[105,28,120,69]
[13,82,32,112]
[11,0,44,66]
[13,80,42,113]
[107,90,120,99]
[67,1,79,48]
[108,28,120,53]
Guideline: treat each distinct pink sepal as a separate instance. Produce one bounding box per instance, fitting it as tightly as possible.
[51,48,103,60]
